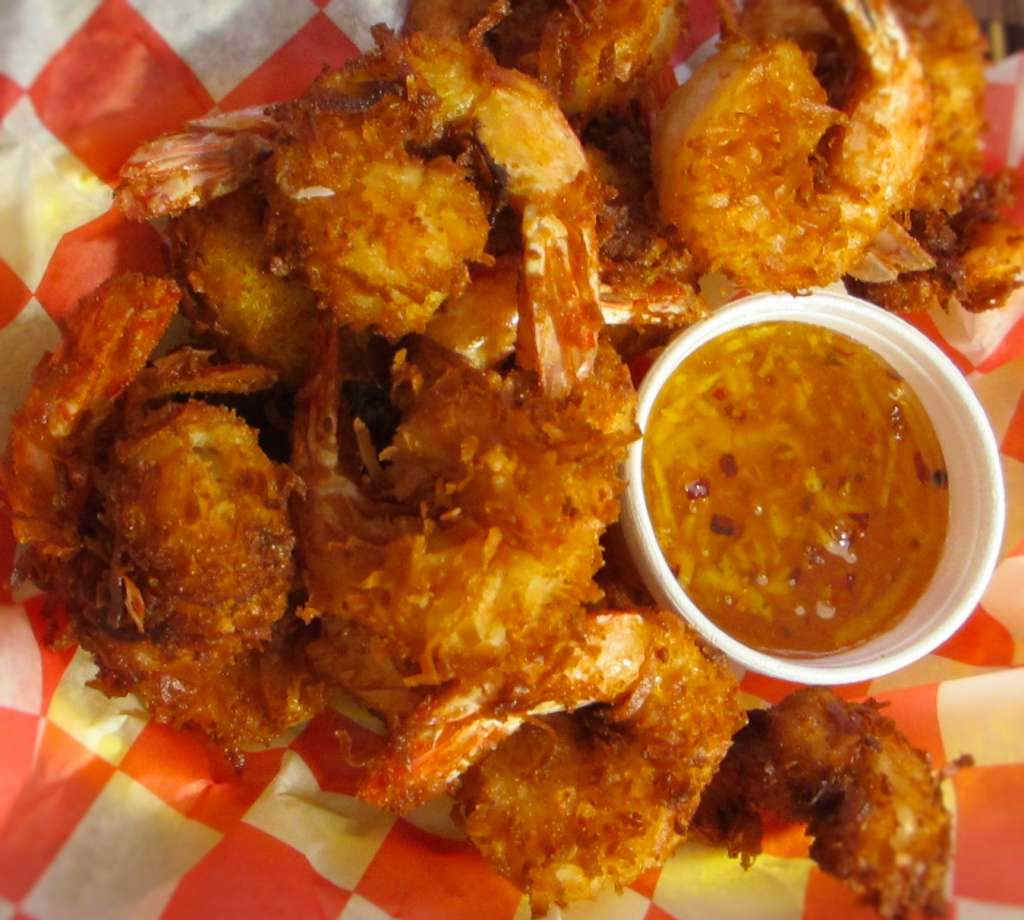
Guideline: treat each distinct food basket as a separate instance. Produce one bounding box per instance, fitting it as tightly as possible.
[0,1,1022,918]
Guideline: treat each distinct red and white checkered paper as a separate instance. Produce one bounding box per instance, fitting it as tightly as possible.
[1,2,1022,919]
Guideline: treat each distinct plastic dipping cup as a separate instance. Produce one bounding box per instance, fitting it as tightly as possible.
[620,290,1006,685]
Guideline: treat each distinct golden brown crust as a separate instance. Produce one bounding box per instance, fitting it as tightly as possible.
[262,48,491,338]
[454,611,745,914]
[295,331,637,688]
[168,186,320,385]
[852,173,1024,314]
[694,688,951,919]
[70,400,315,753]
[892,0,987,213]
[101,400,299,643]
[406,0,686,122]
[1,273,180,558]
[83,614,326,753]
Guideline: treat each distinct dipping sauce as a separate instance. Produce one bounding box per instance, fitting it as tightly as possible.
[642,321,950,656]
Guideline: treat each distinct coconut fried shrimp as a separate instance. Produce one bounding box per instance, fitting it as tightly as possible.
[1,273,326,752]
[83,397,324,751]
[530,0,685,120]
[101,401,298,644]
[694,688,952,919]
[358,610,650,812]
[264,76,491,341]
[82,395,320,752]
[891,0,986,214]
[850,173,1024,313]
[407,0,686,123]
[264,31,605,395]
[1,274,181,566]
[453,611,745,914]
[653,0,930,291]
[291,323,639,806]
[167,186,320,385]
[295,328,635,689]
[847,218,937,284]
[116,34,605,395]
[845,0,989,288]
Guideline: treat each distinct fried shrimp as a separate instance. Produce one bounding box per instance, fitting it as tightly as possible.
[101,401,298,644]
[117,31,606,396]
[890,0,986,214]
[83,398,324,750]
[453,611,745,915]
[407,0,686,123]
[358,609,651,812]
[850,172,1024,313]
[841,2,1020,315]
[653,0,930,291]
[1,273,324,752]
[294,325,635,686]
[1,273,181,564]
[272,30,605,394]
[291,319,638,807]
[694,688,952,919]
[167,186,320,385]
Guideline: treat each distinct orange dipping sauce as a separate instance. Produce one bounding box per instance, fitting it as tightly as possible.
[642,322,950,656]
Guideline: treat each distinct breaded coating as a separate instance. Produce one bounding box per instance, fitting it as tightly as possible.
[457,711,683,913]
[453,611,745,915]
[100,401,299,644]
[655,0,930,291]
[71,399,320,752]
[1,273,180,563]
[293,326,640,809]
[83,615,325,753]
[296,331,636,691]
[266,98,490,338]
[892,0,986,213]
[407,0,686,123]
[168,186,320,384]
[116,30,607,397]
[694,688,951,919]
[1,272,325,753]
[851,173,1024,314]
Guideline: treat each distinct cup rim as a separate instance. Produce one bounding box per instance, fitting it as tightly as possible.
[620,290,1007,685]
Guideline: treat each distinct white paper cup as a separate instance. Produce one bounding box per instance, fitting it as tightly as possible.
[621,290,1006,685]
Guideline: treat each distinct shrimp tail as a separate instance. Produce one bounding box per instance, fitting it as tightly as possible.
[115,107,278,221]
[518,182,605,398]
[358,691,530,814]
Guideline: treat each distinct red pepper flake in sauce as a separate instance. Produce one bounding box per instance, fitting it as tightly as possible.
[642,321,949,657]
[685,478,710,499]
[710,514,739,536]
